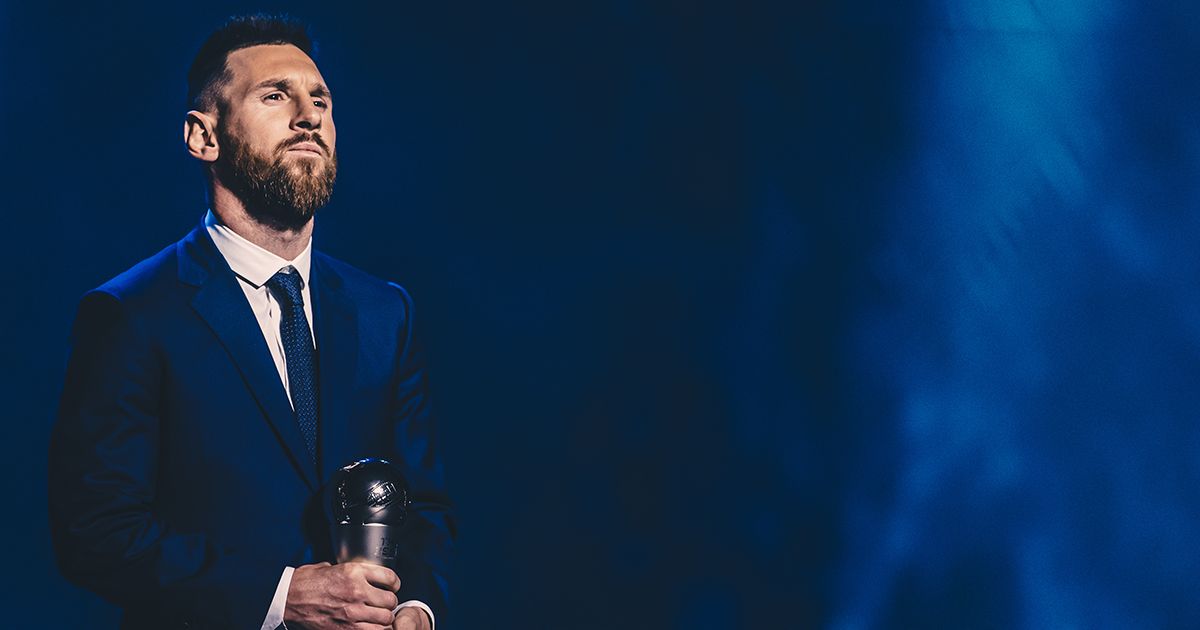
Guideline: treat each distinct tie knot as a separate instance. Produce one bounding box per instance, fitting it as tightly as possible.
[266,269,305,308]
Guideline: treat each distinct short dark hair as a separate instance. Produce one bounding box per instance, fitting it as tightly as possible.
[187,14,314,112]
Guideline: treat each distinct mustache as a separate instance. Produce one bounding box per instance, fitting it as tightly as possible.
[276,133,331,155]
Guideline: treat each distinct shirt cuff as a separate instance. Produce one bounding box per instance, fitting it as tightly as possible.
[262,566,295,630]
[394,600,435,630]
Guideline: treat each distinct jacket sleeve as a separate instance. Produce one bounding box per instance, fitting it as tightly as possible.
[388,283,456,622]
[49,290,282,629]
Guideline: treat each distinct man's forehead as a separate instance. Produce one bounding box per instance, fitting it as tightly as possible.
[225,44,326,87]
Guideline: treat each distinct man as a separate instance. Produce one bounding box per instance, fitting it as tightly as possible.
[48,16,453,630]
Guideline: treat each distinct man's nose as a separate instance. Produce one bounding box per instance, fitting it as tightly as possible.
[292,99,322,130]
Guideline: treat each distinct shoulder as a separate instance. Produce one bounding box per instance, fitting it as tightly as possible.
[313,251,416,314]
[87,239,183,310]
[68,236,188,347]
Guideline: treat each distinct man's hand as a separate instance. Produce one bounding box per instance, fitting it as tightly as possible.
[284,561,401,630]
[392,607,431,630]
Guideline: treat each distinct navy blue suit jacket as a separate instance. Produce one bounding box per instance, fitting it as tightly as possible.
[49,223,454,629]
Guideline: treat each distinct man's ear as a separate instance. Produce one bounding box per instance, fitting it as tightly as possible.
[184,110,220,162]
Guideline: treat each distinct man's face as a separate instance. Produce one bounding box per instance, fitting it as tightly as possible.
[212,44,337,230]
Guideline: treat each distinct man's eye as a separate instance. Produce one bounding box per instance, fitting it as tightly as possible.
[265,93,284,101]
[314,100,328,109]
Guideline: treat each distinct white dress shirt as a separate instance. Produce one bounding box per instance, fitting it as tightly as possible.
[203,211,434,630]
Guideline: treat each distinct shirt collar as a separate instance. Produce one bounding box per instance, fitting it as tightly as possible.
[204,209,313,289]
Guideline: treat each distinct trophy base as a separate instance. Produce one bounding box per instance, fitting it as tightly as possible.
[334,523,400,570]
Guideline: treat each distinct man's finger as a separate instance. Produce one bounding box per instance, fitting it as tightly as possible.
[363,586,400,611]
[345,602,395,626]
[392,608,424,630]
[360,564,402,592]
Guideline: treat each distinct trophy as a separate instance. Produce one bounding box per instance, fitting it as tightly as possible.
[330,457,412,570]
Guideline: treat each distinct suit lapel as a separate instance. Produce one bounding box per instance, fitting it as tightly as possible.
[310,254,359,485]
[179,226,319,491]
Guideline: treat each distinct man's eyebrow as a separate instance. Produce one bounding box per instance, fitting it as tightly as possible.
[310,84,332,99]
[252,77,333,99]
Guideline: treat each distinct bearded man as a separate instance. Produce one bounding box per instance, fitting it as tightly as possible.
[48,16,453,630]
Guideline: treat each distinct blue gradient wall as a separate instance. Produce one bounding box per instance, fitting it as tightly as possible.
[837,2,1200,628]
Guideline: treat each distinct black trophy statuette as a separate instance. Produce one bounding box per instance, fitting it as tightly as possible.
[330,458,412,570]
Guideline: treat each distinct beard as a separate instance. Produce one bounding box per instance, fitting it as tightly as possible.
[214,129,338,231]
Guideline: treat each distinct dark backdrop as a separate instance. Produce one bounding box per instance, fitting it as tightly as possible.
[6,1,1200,628]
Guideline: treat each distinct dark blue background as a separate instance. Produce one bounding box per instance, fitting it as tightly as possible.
[6,1,1200,628]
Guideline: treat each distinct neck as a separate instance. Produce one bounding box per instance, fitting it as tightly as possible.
[209,180,313,260]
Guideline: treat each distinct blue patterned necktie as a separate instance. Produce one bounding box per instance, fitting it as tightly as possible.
[266,269,318,465]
